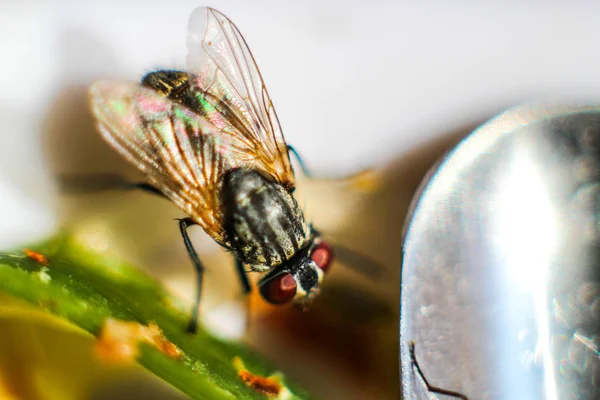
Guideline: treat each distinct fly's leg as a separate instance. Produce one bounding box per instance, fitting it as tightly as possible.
[58,174,165,198]
[179,217,205,334]
[409,341,469,400]
[234,258,252,295]
[234,258,254,332]
[330,242,384,279]
[287,145,379,193]
[63,175,204,333]
[311,227,384,280]
[287,145,311,177]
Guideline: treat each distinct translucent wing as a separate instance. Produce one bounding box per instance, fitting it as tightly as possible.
[90,80,236,242]
[186,7,295,191]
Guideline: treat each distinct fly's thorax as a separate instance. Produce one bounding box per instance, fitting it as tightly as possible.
[141,70,202,112]
[142,70,189,97]
[141,70,227,123]
[221,168,310,268]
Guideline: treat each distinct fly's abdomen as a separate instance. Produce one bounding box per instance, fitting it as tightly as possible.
[221,169,309,268]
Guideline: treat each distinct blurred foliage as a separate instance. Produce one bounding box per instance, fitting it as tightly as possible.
[0,234,310,400]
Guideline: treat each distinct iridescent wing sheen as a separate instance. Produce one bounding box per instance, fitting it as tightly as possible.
[90,80,236,242]
[186,7,295,191]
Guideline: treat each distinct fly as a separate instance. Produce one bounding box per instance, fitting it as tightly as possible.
[84,7,334,333]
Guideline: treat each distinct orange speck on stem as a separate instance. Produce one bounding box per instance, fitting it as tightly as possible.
[233,357,284,398]
[24,249,48,266]
[238,371,282,397]
[95,319,181,364]
[145,323,182,359]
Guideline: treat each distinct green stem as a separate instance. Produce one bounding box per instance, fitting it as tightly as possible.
[0,234,310,400]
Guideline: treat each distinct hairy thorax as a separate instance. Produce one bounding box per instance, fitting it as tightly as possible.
[221,169,310,269]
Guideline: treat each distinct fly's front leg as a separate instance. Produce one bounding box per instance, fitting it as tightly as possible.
[311,227,384,280]
[179,217,205,334]
[287,145,311,178]
[58,173,165,198]
[409,341,469,400]
[235,258,254,333]
[288,145,376,189]
[235,258,252,295]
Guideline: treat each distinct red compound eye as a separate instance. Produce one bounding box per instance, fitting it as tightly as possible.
[311,241,334,273]
[259,273,297,305]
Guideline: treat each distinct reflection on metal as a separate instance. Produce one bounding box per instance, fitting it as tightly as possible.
[400,102,600,400]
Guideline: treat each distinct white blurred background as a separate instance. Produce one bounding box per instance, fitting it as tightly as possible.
[4,1,600,247]
[3,1,600,399]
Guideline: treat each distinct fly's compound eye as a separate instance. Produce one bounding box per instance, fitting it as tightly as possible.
[259,273,297,305]
[311,241,334,273]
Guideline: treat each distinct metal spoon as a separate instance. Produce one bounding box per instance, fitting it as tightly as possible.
[401,101,600,400]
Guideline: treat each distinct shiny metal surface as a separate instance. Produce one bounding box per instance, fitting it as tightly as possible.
[400,102,600,400]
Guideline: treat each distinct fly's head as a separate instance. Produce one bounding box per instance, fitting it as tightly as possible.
[258,236,334,306]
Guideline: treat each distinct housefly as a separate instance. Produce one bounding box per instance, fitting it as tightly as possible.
[87,7,334,333]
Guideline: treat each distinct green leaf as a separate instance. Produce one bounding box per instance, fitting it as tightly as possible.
[0,234,311,400]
